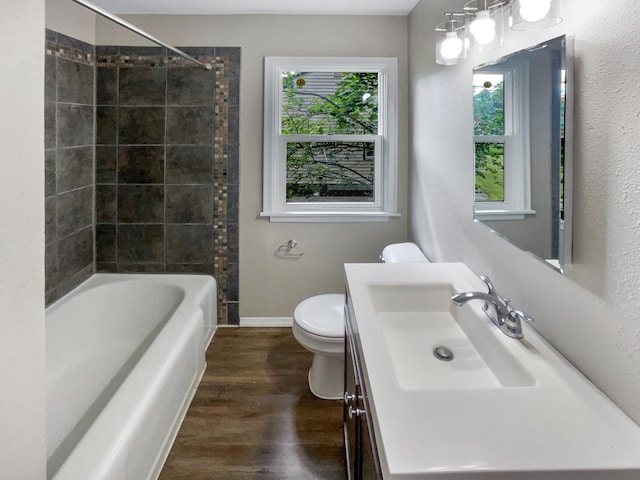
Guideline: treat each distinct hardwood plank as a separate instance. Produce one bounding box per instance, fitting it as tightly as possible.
[159,328,346,480]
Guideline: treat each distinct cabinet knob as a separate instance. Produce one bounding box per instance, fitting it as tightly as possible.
[348,406,366,419]
[344,392,357,404]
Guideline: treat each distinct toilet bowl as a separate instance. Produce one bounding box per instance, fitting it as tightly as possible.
[292,294,345,399]
[292,242,429,400]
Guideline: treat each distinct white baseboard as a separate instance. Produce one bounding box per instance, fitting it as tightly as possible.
[239,317,293,327]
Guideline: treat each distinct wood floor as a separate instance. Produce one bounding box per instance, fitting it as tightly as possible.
[158,327,347,480]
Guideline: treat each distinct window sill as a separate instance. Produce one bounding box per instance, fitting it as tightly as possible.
[474,209,536,221]
[260,211,401,223]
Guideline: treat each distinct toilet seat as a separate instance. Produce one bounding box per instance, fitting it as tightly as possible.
[293,293,345,338]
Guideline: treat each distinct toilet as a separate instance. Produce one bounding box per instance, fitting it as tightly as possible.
[292,242,429,399]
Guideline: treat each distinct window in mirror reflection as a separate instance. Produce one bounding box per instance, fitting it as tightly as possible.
[475,142,504,202]
[473,73,505,202]
[472,61,532,219]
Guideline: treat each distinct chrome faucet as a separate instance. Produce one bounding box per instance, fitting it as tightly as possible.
[451,275,533,339]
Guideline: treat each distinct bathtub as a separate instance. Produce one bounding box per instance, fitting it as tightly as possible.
[46,273,217,480]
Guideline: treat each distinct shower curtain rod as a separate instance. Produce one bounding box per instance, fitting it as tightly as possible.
[71,0,213,71]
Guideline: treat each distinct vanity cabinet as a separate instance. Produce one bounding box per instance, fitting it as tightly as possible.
[344,295,382,480]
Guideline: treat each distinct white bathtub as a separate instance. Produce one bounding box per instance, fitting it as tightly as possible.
[46,273,217,480]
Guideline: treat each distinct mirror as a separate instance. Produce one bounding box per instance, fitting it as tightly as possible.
[473,35,573,272]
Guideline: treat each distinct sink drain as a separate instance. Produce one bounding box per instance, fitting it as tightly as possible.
[433,346,454,362]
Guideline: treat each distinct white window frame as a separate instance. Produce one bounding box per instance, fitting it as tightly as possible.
[473,59,535,221]
[261,57,399,223]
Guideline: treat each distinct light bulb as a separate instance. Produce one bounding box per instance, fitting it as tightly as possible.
[440,32,463,60]
[519,0,551,22]
[469,10,496,45]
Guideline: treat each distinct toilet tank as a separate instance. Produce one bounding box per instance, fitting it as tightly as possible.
[380,242,429,263]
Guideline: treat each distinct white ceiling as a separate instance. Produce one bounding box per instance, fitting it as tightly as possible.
[92,0,420,16]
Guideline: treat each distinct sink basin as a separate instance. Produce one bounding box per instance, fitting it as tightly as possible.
[368,283,535,390]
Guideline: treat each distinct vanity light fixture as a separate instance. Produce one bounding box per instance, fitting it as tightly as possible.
[435,12,467,65]
[464,0,506,51]
[510,0,563,30]
[435,0,562,65]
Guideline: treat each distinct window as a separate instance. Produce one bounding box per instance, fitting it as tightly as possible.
[262,57,399,222]
[473,60,533,221]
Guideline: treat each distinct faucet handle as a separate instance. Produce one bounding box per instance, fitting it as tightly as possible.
[511,309,534,323]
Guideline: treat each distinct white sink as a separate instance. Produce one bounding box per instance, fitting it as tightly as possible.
[344,262,640,480]
[368,283,535,390]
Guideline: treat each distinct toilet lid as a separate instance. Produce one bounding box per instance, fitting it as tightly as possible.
[294,294,345,338]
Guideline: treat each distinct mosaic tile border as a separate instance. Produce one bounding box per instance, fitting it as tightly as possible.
[46,29,94,66]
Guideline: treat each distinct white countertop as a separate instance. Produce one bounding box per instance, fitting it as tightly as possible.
[344,262,640,479]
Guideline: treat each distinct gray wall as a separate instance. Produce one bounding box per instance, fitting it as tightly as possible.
[409,0,640,423]
[45,30,95,303]
[95,14,410,321]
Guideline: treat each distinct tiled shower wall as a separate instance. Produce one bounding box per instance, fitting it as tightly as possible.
[45,31,95,304]
[94,46,240,325]
[44,31,240,325]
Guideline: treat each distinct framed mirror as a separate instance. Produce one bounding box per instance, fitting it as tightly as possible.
[473,35,573,272]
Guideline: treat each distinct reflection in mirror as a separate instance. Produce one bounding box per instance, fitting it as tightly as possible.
[473,35,573,272]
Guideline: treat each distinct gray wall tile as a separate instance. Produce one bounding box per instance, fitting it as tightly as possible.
[166,185,213,223]
[96,262,117,272]
[117,225,164,262]
[227,222,239,263]
[227,301,240,326]
[57,227,93,288]
[57,187,93,238]
[166,224,214,264]
[166,264,214,274]
[58,104,94,147]
[119,107,165,144]
[96,185,116,223]
[166,106,213,144]
[96,146,117,183]
[45,150,56,197]
[119,67,166,106]
[116,262,166,273]
[97,67,118,105]
[96,225,116,262]
[166,146,213,184]
[45,196,57,245]
[227,184,239,225]
[227,262,239,301]
[57,146,93,192]
[45,102,56,149]
[167,68,214,105]
[57,58,94,105]
[96,106,118,145]
[227,144,240,185]
[118,146,164,183]
[45,242,58,298]
[45,56,57,101]
[227,105,239,146]
[118,185,164,223]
